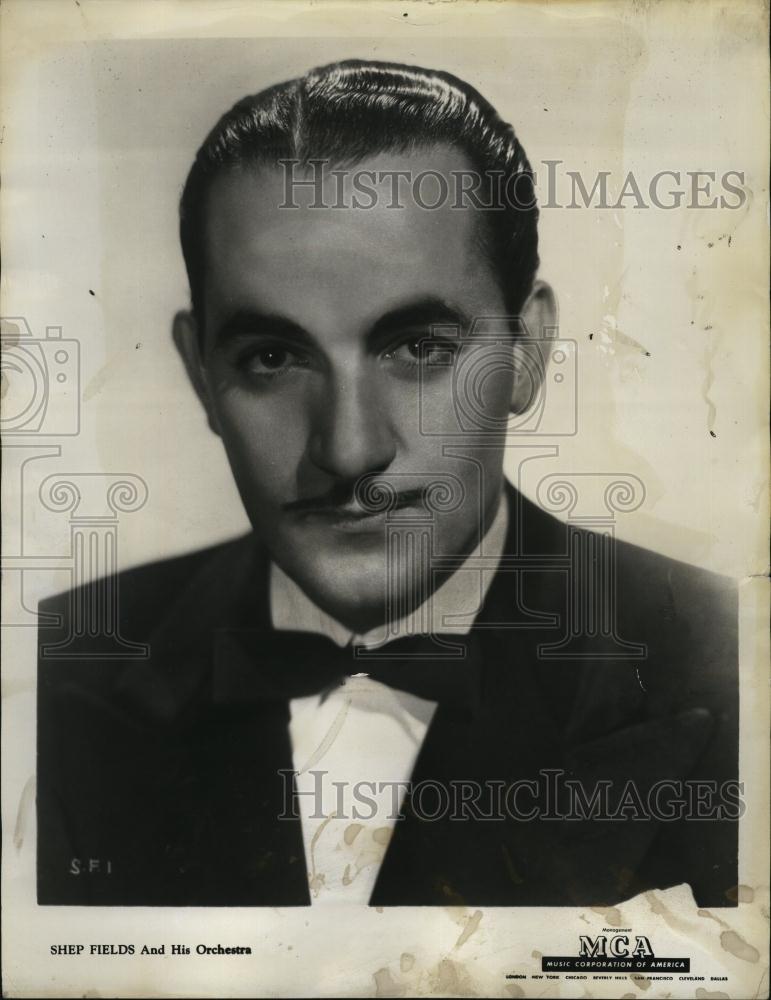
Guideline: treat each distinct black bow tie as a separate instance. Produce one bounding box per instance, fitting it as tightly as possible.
[212,629,484,717]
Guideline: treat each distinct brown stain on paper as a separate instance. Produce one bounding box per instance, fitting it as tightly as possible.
[724,884,755,904]
[307,812,336,897]
[454,910,483,949]
[13,776,36,850]
[343,822,363,845]
[590,904,625,927]
[399,953,415,974]
[373,966,406,998]
[1,319,22,346]
[719,930,760,964]
[433,958,476,997]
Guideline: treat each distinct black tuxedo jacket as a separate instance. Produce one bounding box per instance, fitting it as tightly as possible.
[37,486,738,907]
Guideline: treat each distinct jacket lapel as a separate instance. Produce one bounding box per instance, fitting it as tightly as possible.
[113,536,310,904]
[371,494,571,905]
[372,485,718,905]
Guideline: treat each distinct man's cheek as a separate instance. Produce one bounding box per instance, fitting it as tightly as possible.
[218,400,307,475]
[214,435,288,520]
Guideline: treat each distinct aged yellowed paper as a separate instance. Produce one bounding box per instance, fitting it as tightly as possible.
[1,0,768,997]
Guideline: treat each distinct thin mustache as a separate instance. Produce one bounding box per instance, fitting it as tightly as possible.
[282,485,427,514]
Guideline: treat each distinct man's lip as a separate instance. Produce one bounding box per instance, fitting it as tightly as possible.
[296,504,411,524]
[284,487,428,520]
[302,505,381,521]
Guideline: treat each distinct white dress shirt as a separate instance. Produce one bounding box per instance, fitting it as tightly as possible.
[270,495,509,904]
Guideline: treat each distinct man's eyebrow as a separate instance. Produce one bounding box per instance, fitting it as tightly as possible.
[212,310,311,347]
[210,298,473,351]
[368,298,472,341]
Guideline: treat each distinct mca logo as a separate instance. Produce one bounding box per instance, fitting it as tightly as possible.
[578,935,654,959]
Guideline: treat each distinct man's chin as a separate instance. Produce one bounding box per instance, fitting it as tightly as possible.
[269,531,386,621]
[268,520,458,632]
[293,576,391,635]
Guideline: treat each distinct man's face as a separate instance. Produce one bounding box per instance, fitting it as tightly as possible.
[178,148,541,631]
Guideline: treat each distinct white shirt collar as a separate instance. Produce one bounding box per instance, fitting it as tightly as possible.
[270,489,509,648]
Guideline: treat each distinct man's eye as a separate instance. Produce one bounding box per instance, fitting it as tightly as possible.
[240,346,308,377]
[387,339,422,362]
[383,338,459,366]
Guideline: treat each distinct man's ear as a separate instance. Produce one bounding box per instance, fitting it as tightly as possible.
[172,310,221,436]
[510,280,558,415]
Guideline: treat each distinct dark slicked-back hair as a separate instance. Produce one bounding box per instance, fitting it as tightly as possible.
[180,60,539,334]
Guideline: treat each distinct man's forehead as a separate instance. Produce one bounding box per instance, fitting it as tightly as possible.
[204,146,481,250]
[201,145,501,336]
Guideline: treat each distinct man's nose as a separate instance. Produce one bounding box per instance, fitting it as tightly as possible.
[308,368,397,480]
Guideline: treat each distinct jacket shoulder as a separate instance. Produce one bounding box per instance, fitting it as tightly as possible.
[38,534,258,649]
[614,537,737,643]
[610,538,738,721]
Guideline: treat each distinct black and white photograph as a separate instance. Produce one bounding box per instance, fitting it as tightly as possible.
[1,1,768,997]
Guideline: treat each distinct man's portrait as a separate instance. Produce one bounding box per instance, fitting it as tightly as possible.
[32,53,744,913]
